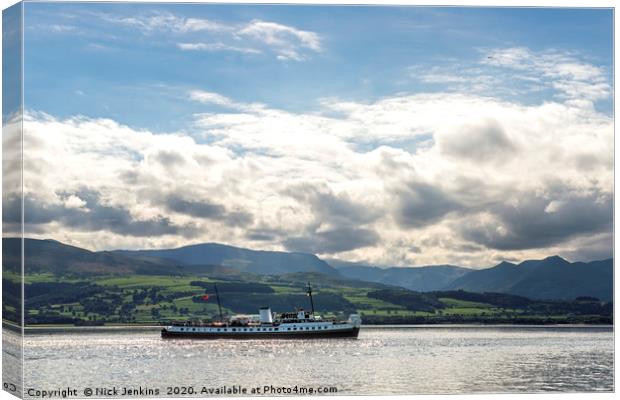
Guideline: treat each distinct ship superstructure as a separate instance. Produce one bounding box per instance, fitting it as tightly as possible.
[161,284,361,339]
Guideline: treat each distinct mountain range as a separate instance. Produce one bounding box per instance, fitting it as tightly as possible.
[446,256,613,301]
[331,257,612,301]
[4,238,613,301]
[329,259,471,292]
[114,243,337,276]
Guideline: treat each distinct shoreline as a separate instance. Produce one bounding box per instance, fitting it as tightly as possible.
[3,321,613,335]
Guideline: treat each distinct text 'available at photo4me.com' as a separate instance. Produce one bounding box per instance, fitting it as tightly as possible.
[23,385,339,398]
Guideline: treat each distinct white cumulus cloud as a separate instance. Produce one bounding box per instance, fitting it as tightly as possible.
[15,78,612,267]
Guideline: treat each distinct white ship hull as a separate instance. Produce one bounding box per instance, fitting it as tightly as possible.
[162,317,361,339]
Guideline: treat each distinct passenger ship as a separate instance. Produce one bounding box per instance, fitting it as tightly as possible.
[161,284,361,339]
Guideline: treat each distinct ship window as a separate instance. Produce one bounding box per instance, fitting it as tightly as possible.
[274,328,279,331]
[192,328,196,331]
[287,328,291,331]
[232,328,236,332]
[293,327,297,330]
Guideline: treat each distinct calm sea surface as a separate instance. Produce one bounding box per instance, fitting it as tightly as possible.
[3,326,614,397]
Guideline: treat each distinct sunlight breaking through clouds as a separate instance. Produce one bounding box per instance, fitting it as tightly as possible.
[14,3,613,268]
[15,76,612,267]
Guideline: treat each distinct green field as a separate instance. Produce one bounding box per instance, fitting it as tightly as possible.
[3,272,612,326]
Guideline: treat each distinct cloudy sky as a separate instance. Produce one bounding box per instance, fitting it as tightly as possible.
[5,3,613,268]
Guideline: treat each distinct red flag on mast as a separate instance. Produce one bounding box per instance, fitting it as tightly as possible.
[201,294,209,301]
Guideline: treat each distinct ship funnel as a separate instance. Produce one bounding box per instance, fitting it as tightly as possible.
[259,307,273,323]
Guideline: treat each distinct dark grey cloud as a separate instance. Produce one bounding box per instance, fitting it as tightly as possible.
[394,181,461,228]
[459,192,612,251]
[279,184,382,254]
[4,189,195,237]
[163,195,253,227]
[573,152,607,172]
[245,227,288,242]
[4,195,54,224]
[246,231,276,241]
[283,227,379,254]
[152,150,186,167]
[118,169,140,185]
[2,196,21,224]
[166,196,226,218]
[439,119,517,163]
[63,189,184,237]
[284,184,380,226]
[227,211,254,227]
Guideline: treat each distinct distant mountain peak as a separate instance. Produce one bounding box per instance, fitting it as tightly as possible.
[496,261,517,268]
[446,256,612,301]
[114,241,338,276]
[543,255,569,263]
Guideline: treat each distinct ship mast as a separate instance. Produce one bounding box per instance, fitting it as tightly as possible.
[214,283,224,321]
[306,282,315,316]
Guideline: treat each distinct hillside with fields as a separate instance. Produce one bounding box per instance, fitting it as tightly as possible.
[4,269,612,327]
[2,238,613,326]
